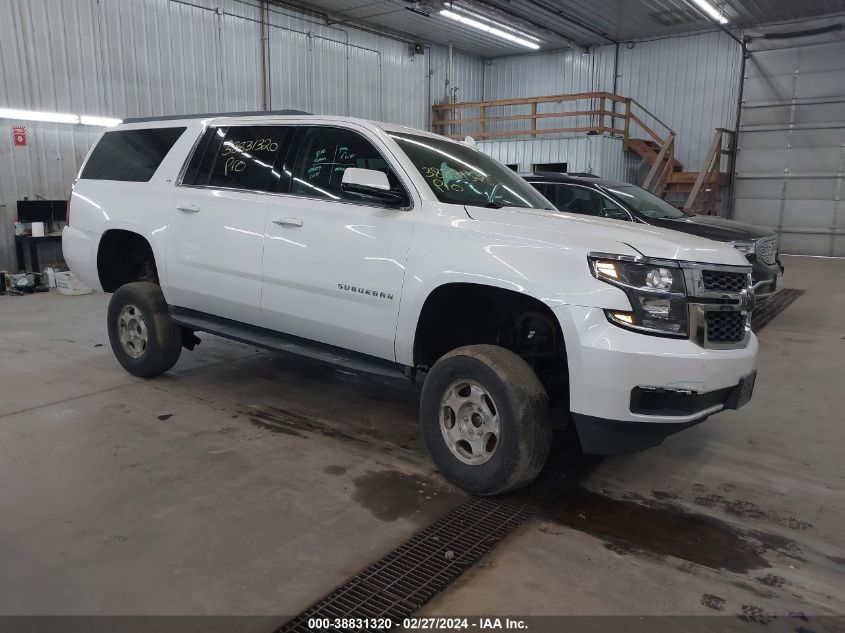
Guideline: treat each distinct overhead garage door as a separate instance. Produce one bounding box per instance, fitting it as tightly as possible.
[733,18,845,256]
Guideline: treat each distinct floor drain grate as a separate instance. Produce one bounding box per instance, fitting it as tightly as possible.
[752,288,804,333]
[277,459,582,633]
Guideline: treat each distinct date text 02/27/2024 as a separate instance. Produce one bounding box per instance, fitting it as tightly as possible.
[306,617,528,630]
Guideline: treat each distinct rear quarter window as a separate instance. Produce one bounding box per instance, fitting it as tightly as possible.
[80,127,186,182]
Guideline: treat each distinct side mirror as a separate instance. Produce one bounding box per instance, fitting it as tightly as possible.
[600,207,631,221]
[341,168,405,207]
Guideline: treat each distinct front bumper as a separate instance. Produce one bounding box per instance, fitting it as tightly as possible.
[574,371,756,454]
[554,305,758,452]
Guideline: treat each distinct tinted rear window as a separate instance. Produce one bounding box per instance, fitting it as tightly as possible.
[81,128,186,182]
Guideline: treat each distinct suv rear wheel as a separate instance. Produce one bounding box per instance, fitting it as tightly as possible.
[420,345,552,495]
[107,282,182,377]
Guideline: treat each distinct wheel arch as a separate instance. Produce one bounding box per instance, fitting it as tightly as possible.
[410,280,568,387]
[97,229,160,292]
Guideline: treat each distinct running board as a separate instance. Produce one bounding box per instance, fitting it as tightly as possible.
[168,306,409,382]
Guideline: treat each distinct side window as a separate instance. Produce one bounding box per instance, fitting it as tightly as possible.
[596,194,630,221]
[182,128,224,186]
[529,182,551,204]
[288,126,407,204]
[81,128,186,182]
[555,186,607,216]
[182,125,292,192]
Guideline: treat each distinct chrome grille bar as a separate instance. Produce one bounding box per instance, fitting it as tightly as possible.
[682,263,753,350]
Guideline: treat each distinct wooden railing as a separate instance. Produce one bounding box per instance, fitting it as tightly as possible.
[683,128,736,214]
[430,91,675,150]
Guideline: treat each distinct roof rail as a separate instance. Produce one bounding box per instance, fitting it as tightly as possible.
[121,109,312,124]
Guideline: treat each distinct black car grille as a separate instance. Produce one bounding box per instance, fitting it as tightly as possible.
[706,311,746,343]
[702,270,747,293]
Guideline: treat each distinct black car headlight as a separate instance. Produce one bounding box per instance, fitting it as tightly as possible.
[729,240,756,258]
[588,254,688,337]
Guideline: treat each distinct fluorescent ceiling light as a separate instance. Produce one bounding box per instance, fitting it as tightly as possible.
[688,0,728,24]
[0,108,122,126]
[439,9,540,49]
[80,115,122,127]
[448,3,540,42]
[0,108,79,124]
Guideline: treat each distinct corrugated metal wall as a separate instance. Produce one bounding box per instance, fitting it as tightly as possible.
[483,47,615,97]
[0,0,484,270]
[616,30,743,172]
[430,46,486,106]
[478,136,629,182]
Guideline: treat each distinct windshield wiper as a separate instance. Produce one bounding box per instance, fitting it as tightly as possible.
[482,201,504,208]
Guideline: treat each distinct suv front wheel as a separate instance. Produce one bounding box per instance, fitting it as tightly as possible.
[107,282,182,377]
[420,345,552,496]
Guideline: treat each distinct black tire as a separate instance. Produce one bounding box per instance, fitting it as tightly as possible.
[107,282,182,378]
[420,344,552,496]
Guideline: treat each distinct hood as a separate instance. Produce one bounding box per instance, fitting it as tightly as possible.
[464,206,750,266]
[648,214,774,242]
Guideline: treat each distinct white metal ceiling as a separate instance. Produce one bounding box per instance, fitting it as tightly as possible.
[280,0,845,56]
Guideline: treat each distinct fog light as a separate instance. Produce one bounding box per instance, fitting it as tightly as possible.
[609,312,634,325]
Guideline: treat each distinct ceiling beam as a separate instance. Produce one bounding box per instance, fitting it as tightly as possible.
[460,0,589,51]
[515,0,618,43]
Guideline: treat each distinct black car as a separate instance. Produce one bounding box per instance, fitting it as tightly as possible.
[524,172,784,299]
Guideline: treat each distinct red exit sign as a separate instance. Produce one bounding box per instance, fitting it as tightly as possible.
[12,125,27,147]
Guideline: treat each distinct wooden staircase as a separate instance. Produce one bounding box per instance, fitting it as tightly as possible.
[626,129,735,214]
[431,92,736,215]
[627,138,684,174]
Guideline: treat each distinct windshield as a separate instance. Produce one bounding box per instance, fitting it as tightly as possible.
[603,185,688,220]
[390,133,554,210]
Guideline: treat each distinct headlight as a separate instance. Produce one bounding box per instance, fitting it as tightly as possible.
[588,254,688,337]
[730,240,756,256]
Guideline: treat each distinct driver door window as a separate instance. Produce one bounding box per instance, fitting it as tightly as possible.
[288,126,408,206]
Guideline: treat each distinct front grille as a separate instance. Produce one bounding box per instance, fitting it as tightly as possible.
[702,270,748,293]
[686,264,752,349]
[757,236,778,266]
[706,311,746,343]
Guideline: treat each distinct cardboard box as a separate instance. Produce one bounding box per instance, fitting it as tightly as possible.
[54,271,92,296]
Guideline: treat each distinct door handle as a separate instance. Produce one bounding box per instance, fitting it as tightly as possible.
[177,203,200,213]
[273,217,303,228]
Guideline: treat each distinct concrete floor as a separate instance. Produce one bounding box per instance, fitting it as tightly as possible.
[1,255,843,624]
[424,255,845,623]
[0,291,464,616]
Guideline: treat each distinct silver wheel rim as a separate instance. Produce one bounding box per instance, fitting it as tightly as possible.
[439,379,501,466]
[117,304,148,359]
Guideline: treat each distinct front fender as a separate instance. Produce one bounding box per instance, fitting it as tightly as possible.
[393,220,633,365]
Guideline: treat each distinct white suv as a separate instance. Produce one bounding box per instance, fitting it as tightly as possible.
[63,111,758,495]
